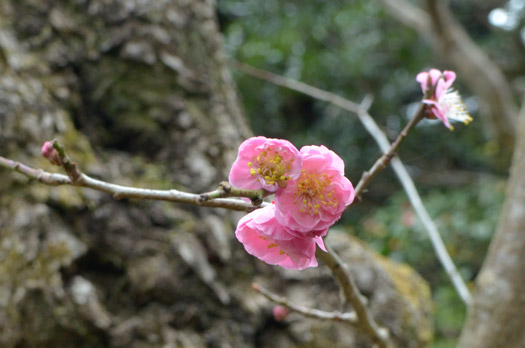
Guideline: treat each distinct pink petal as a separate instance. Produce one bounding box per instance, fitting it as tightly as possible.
[442,70,456,88]
[275,145,354,233]
[315,236,327,252]
[416,72,430,92]
[235,205,320,270]
[428,69,443,86]
[229,159,264,190]
[229,136,302,192]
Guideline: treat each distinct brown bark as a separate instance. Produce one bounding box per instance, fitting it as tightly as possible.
[458,100,525,348]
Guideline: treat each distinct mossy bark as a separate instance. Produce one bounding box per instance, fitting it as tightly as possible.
[1,1,432,347]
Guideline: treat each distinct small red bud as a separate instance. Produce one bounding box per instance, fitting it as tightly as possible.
[272,305,289,322]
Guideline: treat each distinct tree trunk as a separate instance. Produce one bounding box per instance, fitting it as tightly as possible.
[458,102,525,348]
[0,1,432,347]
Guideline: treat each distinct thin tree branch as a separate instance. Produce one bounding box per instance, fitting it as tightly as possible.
[234,61,362,114]
[356,98,472,304]
[252,283,358,324]
[0,155,266,212]
[353,101,425,200]
[199,181,269,206]
[316,246,391,348]
[51,139,83,183]
[235,62,472,304]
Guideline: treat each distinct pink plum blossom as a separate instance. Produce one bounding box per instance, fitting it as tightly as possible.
[275,145,354,234]
[416,69,472,130]
[235,205,323,270]
[41,141,61,166]
[229,136,302,192]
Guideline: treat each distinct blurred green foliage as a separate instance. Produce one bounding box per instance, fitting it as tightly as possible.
[218,0,521,346]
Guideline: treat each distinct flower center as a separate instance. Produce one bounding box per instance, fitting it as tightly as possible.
[293,170,337,215]
[248,148,292,187]
[442,91,472,125]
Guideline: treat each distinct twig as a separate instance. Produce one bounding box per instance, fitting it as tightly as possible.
[316,247,391,348]
[252,283,358,324]
[234,61,362,114]
[0,155,267,212]
[353,102,425,199]
[51,139,83,183]
[199,181,268,206]
[356,98,472,304]
[235,62,471,304]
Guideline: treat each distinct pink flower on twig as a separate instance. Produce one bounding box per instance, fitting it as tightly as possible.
[275,145,354,234]
[230,139,354,270]
[416,69,472,130]
[229,136,302,192]
[235,205,323,270]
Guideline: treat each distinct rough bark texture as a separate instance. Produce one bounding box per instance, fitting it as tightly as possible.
[0,0,432,347]
[458,103,525,348]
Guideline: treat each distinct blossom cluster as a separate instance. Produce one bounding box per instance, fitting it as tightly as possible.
[230,136,354,270]
[416,69,472,130]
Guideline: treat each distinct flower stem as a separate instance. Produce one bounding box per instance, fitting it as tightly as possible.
[199,181,269,205]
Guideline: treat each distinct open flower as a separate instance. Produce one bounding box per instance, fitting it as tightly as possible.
[275,145,354,234]
[229,136,302,192]
[416,69,472,130]
[235,205,323,270]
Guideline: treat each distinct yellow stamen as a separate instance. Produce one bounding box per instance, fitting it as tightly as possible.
[292,170,339,216]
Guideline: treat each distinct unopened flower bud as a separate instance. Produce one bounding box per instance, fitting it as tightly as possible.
[41,141,61,166]
[272,305,289,322]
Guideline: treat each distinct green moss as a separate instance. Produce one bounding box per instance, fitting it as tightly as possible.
[375,254,434,346]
